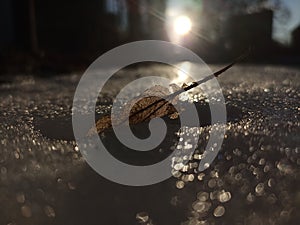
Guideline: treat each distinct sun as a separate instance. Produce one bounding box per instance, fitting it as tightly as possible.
[173,15,192,36]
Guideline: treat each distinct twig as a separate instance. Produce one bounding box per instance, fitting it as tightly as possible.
[128,49,251,122]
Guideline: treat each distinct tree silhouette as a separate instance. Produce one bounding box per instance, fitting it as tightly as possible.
[193,0,289,17]
[192,0,290,45]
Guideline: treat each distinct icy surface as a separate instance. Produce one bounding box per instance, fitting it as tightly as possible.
[0,64,299,225]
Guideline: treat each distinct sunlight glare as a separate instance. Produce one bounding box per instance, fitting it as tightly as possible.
[172,62,191,84]
[174,16,192,36]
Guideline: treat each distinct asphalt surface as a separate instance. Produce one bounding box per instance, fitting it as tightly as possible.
[0,64,299,225]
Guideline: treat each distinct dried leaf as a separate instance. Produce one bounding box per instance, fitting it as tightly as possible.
[87,49,250,136]
[88,85,180,135]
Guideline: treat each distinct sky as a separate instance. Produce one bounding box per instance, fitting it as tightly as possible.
[273,0,300,44]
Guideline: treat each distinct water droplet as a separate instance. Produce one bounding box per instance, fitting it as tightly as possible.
[174,163,184,171]
[210,170,219,178]
[268,178,275,187]
[259,158,266,165]
[74,145,79,152]
[192,201,211,213]
[208,179,216,188]
[187,174,195,182]
[194,154,203,160]
[251,153,257,160]
[263,165,270,173]
[171,169,182,178]
[218,191,231,203]
[226,155,232,160]
[21,205,32,218]
[277,160,293,174]
[255,183,265,196]
[253,167,260,176]
[182,175,190,182]
[213,205,225,217]
[136,212,149,223]
[197,192,209,201]
[176,180,185,189]
[182,165,189,172]
[197,173,205,181]
[44,205,55,218]
[203,163,210,169]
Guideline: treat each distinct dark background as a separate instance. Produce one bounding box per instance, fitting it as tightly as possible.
[0,0,299,74]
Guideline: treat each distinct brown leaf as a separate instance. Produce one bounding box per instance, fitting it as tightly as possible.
[87,85,180,136]
[86,51,250,136]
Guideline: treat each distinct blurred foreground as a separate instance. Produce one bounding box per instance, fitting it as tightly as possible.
[0,64,299,225]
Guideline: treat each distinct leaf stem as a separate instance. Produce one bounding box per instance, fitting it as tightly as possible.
[131,49,251,122]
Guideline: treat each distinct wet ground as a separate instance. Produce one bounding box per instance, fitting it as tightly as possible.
[0,64,299,225]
